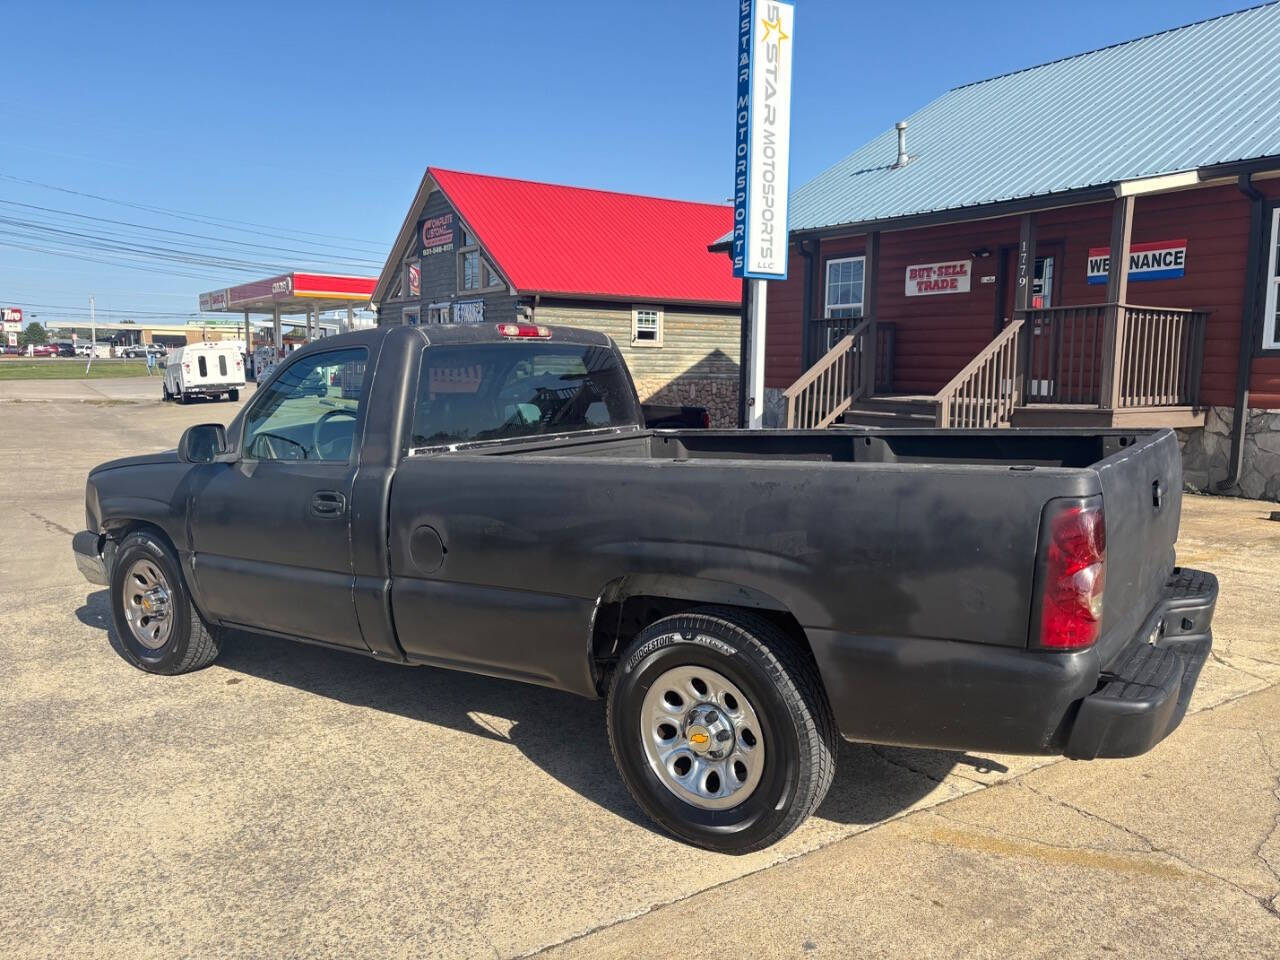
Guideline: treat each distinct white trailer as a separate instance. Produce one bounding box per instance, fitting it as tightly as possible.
[162,341,245,403]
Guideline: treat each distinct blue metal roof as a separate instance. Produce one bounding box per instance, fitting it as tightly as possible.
[786,2,1280,234]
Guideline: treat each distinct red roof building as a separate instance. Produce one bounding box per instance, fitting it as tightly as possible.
[374,167,743,424]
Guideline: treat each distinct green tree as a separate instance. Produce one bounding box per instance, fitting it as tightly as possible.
[19,322,48,346]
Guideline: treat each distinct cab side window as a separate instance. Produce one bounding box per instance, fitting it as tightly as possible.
[243,348,368,461]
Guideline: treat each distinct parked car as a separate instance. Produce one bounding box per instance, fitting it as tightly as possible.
[29,344,60,357]
[162,341,244,403]
[1,344,21,355]
[53,342,77,357]
[72,323,1216,853]
[122,344,163,359]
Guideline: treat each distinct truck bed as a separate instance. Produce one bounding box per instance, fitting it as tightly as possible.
[456,426,1148,469]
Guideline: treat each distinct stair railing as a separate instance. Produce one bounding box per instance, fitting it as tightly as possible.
[783,318,875,429]
[934,318,1026,428]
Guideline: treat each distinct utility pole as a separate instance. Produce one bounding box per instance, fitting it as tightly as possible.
[85,295,95,374]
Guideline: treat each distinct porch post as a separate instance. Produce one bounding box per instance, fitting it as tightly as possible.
[1099,195,1135,409]
[1014,213,1037,403]
[863,231,880,393]
[1015,213,1037,311]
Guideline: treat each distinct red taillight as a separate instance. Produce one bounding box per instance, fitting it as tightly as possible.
[496,323,551,338]
[1039,503,1106,650]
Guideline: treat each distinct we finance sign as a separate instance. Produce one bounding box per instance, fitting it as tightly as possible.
[1087,239,1187,284]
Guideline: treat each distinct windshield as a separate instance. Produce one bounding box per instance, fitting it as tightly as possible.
[410,342,637,447]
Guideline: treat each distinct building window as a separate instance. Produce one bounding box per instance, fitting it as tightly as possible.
[824,257,865,319]
[403,307,420,326]
[632,306,663,346]
[1264,208,1280,349]
[457,229,504,292]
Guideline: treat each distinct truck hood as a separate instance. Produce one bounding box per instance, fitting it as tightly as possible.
[89,450,179,475]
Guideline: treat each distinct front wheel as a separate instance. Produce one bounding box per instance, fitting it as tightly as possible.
[109,530,221,674]
[607,608,836,853]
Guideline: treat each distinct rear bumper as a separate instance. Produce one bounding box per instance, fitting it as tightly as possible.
[72,530,108,586]
[808,567,1216,758]
[1065,567,1216,759]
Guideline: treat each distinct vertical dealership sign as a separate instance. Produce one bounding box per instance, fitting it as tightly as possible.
[733,0,795,279]
[733,0,795,428]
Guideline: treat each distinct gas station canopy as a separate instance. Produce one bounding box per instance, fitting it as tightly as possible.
[198,271,377,350]
[199,272,377,314]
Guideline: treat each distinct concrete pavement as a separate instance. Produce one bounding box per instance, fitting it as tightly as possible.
[0,397,1278,958]
[549,683,1280,959]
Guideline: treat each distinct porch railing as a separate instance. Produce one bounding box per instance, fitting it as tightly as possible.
[1116,306,1207,407]
[808,316,896,391]
[783,303,1206,431]
[935,318,1025,428]
[1018,304,1208,408]
[784,317,877,428]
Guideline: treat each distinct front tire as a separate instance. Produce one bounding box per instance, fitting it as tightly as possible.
[607,608,836,853]
[109,530,221,675]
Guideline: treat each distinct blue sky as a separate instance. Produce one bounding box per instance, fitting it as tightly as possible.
[0,0,1251,327]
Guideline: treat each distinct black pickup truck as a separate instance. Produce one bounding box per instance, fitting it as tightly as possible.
[73,322,1216,853]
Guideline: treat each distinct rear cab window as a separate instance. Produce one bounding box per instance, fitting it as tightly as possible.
[409,342,638,450]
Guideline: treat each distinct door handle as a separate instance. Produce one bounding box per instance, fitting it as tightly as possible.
[310,490,347,518]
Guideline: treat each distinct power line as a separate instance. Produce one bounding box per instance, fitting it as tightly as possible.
[0,238,247,283]
[0,198,385,267]
[0,172,388,252]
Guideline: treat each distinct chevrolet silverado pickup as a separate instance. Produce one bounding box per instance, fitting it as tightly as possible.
[73,322,1217,853]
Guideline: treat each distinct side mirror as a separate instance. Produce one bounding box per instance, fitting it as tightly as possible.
[178,423,229,463]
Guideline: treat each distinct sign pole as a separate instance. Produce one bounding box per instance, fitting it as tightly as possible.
[748,279,768,428]
[85,295,95,374]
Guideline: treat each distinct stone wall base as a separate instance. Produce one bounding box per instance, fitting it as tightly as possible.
[1177,405,1280,501]
[633,377,740,428]
[763,387,786,428]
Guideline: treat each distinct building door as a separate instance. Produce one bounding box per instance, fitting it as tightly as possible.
[1001,248,1061,399]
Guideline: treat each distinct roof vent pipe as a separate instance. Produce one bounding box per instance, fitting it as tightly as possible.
[893,122,909,168]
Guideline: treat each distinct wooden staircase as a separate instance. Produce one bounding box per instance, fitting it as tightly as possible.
[841,396,940,428]
[782,303,1208,432]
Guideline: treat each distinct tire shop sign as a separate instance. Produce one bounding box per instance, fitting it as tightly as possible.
[905,260,972,296]
[1087,239,1187,284]
[420,214,455,257]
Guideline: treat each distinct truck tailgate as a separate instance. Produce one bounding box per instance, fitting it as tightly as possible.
[1093,430,1183,667]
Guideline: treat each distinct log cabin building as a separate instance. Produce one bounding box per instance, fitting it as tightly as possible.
[374,168,742,424]
[749,3,1280,500]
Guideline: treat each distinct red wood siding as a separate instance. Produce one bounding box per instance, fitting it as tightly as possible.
[765,179,1280,408]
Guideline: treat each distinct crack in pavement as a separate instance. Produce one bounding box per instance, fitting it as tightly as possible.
[1022,781,1280,921]
[1251,730,1280,909]
[1210,649,1271,684]
[24,510,76,539]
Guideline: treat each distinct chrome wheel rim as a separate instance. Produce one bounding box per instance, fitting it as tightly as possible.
[121,557,174,650]
[640,661,765,810]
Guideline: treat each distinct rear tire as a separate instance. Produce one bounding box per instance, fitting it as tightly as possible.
[177,391,187,405]
[607,607,837,853]
[228,389,240,402]
[109,530,221,675]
